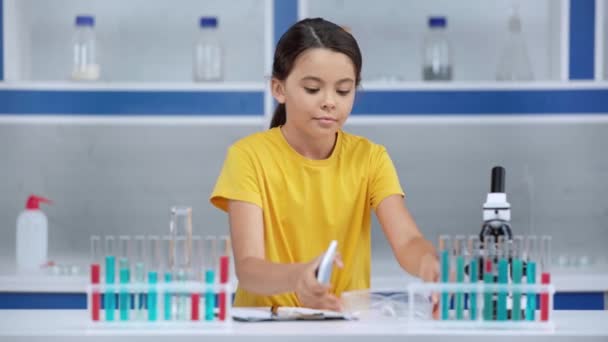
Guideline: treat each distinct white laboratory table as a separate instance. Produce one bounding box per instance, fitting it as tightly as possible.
[1,259,608,293]
[0,310,607,341]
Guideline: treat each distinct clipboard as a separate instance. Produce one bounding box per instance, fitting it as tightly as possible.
[231,306,348,322]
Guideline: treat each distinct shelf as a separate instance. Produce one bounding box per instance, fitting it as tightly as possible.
[359,80,608,91]
[3,0,267,83]
[1,80,607,116]
[6,80,608,92]
[0,83,265,115]
[0,81,267,92]
[351,82,608,115]
[304,0,566,82]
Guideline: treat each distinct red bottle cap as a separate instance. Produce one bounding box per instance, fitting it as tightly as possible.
[25,195,52,210]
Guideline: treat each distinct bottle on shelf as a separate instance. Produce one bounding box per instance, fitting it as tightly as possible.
[496,4,534,81]
[193,16,223,82]
[422,16,452,81]
[71,15,100,81]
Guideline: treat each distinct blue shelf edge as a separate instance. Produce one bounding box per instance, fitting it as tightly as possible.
[0,291,604,310]
[351,88,608,115]
[1,88,608,115]
[0,89,265,115]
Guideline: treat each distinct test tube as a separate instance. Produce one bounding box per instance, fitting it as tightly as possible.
[90,236,102,321]
[104,235,117,321]
[132,235,146,320]
[162,235,174,321]
[511,235,524,321]
[218,235,231,321]
[147,235,160,321]
[540,235,552,321]
[170,206,193,272]
[191,235,203,321]
[118,236,131,321]
[496,236,509,321]
[525,235,538,321]
[454,235,465,320]
[204,235,217,321]
[467,235,480,320]
[438,235,451,320]
[482,235,495,321]
[174,235,190,321]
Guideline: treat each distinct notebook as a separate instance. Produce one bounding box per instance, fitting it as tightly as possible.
[231,306,348,322]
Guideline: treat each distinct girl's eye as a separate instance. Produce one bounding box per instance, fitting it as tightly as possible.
[304,87,320,94]
[337,90,351,96]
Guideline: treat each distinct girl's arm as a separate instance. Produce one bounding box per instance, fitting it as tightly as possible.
[228,200,304,295]
[375,194,439,282]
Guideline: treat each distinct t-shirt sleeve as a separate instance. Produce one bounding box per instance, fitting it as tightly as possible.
[369,145,405,209]
[209,145,263,212]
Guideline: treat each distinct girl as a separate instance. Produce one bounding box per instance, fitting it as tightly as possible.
[210,18,439,311]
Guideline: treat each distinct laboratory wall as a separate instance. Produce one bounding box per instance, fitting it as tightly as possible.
[0,121,606,272]
[1,0,606,277]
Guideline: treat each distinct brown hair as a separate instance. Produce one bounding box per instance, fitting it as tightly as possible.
[270,18,362,128]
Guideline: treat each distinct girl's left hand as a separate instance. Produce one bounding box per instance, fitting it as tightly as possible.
[418,252,440,319]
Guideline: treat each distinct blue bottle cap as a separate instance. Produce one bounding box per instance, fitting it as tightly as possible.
[200,17,218,28]
[75,15,95,27]
[428,16,447,28]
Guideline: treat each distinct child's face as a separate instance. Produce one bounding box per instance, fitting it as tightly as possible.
[273,48,356,138]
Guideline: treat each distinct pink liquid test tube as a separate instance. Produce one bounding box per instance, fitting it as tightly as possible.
[218,236,231,321]
[540,235,552,321]
[90,236,102,321]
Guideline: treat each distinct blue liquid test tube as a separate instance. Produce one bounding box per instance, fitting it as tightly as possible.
[205,269,215,321]
[526,236,538,321]
[204,236,218,321]
[439,235,451,320]
[148,271,158,321]
[468,236,480,320]
[104,235,116,322]
[118,236,131,321]
[104,255,116,321]
[512,236,524,321]
[483,236,495,321]
[119,265,130,321]
[496,236,508,321]
[527,262,537,320]
[454,236,465,320]
[164,271,173,320]
[161,235,173,321]
[147,235,161,321]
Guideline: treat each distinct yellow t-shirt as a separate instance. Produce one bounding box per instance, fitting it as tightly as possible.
[209,127,404,307]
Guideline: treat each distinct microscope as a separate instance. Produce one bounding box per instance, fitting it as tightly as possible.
[474,166,523,319]
[480,166,513,243]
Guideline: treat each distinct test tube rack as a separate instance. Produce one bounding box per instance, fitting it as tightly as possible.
[87,281,233,327]
[407,282,555,331]
[88,233,232,327]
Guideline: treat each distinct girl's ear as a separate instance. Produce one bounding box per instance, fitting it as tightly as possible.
[271,78,286,104]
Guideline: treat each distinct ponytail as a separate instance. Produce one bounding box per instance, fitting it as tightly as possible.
[269,103,286,128]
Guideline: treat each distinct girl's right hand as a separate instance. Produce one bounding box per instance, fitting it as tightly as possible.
[293,253,344,312]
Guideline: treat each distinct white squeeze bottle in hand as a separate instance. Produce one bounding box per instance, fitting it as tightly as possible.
[16,195,52,274]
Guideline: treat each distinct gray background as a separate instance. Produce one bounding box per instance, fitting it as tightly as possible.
[1,121,606,273]
[1,0,607,278]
